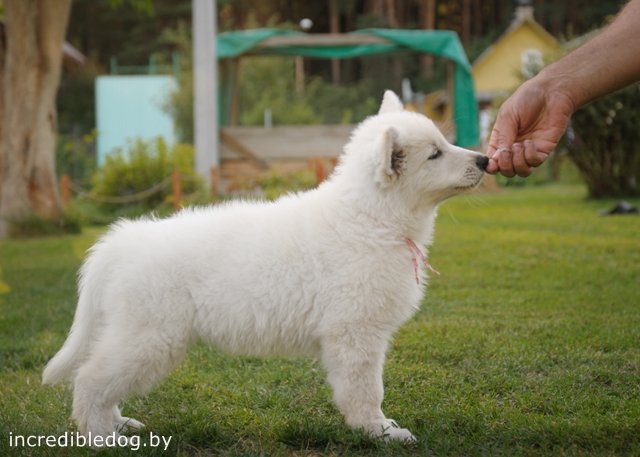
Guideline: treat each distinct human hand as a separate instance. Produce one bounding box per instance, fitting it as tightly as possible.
[485,79,576,177]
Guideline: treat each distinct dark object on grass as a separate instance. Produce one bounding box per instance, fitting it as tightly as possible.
[599,201,639,216]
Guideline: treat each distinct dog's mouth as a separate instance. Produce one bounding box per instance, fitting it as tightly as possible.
[454,174,484,191]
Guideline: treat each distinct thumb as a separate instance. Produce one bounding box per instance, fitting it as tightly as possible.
[486,112,517,159]
[485,111,517,175]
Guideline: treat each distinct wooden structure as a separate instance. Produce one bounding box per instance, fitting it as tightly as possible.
[215,28,479,193]
[219,125,351,191]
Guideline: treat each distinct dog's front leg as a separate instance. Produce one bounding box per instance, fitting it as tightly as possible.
[320,332,416,442]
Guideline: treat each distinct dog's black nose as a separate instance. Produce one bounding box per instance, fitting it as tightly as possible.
[476,155,489,171]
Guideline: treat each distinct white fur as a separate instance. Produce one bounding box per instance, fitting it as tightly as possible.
[43,91,487,444]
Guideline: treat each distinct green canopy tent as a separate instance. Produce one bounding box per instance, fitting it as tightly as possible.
[217,28,479,147]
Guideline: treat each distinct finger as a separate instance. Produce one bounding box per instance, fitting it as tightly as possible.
[487,147,508,173]
[497,148,516,178]
[486,112,517,157]
[485,131,498,159]
[485,157,499,174]
[512,143,532,177]
[486,147,503,173]
[523,139,550,167]
[486,143,497,159]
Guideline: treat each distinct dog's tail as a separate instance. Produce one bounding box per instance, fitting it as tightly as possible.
[42,256,102,385]
[42,294,97,385]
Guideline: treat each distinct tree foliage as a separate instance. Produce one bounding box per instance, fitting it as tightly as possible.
[92,137,201,212]
[64,0,628,82]
[568,84,640,198]
[54,0,634,210]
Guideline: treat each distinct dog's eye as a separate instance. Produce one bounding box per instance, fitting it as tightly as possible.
[428,149,443,160]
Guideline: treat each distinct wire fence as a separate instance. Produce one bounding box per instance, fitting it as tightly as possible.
[60,169,204,211]
[59,158,336,212]
[68,178,172,204]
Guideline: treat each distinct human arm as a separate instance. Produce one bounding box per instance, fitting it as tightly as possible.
[486,0,640,177]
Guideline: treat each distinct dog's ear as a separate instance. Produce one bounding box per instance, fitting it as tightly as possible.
[376,126,405,186]
[378,90,404,114]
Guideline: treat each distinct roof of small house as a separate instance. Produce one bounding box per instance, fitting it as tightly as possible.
[472,6,561,100]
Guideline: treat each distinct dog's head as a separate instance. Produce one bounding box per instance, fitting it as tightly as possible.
[339,91,488,206]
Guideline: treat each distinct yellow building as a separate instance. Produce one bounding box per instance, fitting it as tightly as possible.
[472,4,561,103]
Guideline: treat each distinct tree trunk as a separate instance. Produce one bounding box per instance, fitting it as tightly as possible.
[369,0,384,17]
[461,0,471,47]
[0,25,5,221]
[420,0,436,78]
[0,0,71,226]
[472,0,483,37]
[329,0,341,85]
[385,0,398,27]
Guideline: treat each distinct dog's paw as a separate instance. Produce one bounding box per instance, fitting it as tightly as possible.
[369,419,417,443]
[383,425,416,443]
[115,416,145,433]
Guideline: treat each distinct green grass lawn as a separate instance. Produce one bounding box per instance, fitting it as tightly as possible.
[1,184,639,456]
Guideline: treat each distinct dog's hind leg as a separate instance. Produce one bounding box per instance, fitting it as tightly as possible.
[320,331,416,442]
[72,322,189,446]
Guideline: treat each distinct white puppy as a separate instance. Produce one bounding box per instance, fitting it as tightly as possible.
[43,91,488,444]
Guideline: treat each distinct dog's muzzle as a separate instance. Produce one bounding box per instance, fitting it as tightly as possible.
[476,155,489,171]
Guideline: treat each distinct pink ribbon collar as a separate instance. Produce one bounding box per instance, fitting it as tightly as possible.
[405,238,440,284]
